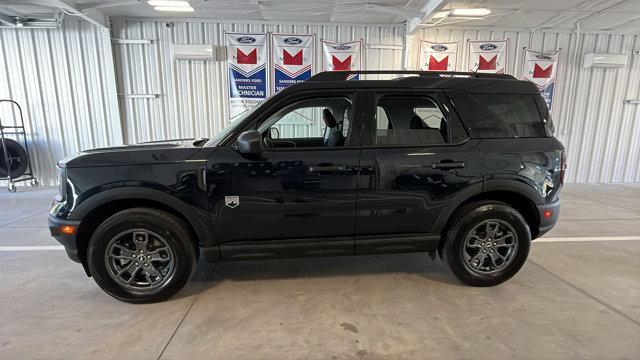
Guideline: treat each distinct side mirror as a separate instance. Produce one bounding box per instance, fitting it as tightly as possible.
[236,130,263,154]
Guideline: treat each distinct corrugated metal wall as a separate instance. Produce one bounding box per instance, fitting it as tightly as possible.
[0,20,122,186]
[111,19,405,145]
[2,19,637,185]
[408,28,640,183]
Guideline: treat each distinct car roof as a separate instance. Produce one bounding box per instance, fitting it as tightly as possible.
[279,71,540,95]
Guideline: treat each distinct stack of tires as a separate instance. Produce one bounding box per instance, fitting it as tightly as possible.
[0,138,29,179]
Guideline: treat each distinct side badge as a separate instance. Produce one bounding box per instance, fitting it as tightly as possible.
[225,196,240,208]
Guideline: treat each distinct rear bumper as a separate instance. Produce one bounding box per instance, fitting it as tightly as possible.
[535,199,560,239]
[48,214,81,263]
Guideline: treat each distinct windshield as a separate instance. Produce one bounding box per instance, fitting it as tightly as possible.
[204,103,261,146]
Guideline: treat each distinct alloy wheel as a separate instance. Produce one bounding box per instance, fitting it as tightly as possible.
[104,229,175,291]
[462,219,518,275]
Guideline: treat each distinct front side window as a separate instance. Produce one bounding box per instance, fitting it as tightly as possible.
[374,96,448,146]
[258,97,353,148]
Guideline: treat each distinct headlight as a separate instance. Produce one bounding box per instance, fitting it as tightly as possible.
[57,166,67,200]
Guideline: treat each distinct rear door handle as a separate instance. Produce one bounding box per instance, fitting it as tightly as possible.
[431,161,466,170]
[309,164,346,173]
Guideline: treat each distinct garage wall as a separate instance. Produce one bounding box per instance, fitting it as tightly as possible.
[0,20,122,186]
[3,19,636,185]
[408,28,640,183]
[110,19,405,145]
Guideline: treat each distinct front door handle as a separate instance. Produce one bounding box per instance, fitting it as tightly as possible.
[432,161,466,170]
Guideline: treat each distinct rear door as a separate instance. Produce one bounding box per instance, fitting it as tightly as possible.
[355,89,483,254]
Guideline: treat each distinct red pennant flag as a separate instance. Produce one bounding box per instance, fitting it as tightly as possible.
[533,63,552,78]
[478,55,497,70]
[283,49,303,66]
[237,48,257,64]
[429,55,449,71]
[332,55,351,71]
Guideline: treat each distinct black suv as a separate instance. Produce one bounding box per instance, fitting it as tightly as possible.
[49,71,564,303]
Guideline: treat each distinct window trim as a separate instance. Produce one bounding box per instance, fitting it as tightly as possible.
[445,90,547,139]
[363,89,460,148]
[230,89,364,152]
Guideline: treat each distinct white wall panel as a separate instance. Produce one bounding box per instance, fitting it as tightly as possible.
[3,18,635,185]
[0,20,122,186]
[409,28,639,183]
[111,20,405,145]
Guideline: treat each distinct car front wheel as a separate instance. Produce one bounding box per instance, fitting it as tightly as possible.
[445,202,531,286]
[87,208,197,303]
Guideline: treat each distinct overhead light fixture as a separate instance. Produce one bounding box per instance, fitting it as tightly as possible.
[431,11,450,19]
[148,0,194,12]
[148,0,190,6]
[450,8,491,17]
[154,6,194,12]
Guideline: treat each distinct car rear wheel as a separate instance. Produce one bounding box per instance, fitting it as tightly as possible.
[87,208,197,303]
[445,201,531,286]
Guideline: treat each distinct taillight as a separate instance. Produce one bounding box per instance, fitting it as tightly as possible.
[560,151,567,184]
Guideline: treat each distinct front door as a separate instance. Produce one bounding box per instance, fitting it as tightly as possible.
[207,91,364,260]
[355,90,482,254]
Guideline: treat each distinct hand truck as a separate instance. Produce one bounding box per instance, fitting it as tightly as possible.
[0,99,39,192]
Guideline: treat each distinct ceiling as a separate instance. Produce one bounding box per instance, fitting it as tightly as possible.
[1,0,639,32]
[427,0,640,32]
[100,0,426,23]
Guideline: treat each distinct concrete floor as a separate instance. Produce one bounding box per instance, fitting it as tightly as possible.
[1,184,639,360]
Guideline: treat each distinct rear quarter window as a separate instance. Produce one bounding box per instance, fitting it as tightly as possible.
[447,92,547,138]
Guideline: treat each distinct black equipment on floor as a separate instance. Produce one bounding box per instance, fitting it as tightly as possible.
[0,99,38,192]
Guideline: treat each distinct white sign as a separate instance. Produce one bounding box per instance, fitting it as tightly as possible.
[467,39,509,74]
[321,39,363,79]
[418,41,458,71]
[226,33,268,120]
[522,48,560,112]
[272,34,315,93]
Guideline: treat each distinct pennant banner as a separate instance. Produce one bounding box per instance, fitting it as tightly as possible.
[321,40,363,79]
[271,34,315,94]
[226,33,268,120]
[418,41,458,71]
[522,48,560,112]
[467,39,509,74]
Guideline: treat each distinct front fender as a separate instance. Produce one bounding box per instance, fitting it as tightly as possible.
[69,186,215,248]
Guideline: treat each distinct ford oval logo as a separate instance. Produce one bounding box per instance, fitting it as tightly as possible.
[535,54,552,60]
[479,43,497,51]
[284,37,302,45]
[333,45,351,51]
[237,36,256,44]
[431,44,448,51]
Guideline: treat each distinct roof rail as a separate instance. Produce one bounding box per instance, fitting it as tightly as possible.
[307,70,516,81]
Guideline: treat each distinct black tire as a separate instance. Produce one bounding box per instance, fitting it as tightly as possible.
[445,201,531,287]
[0,138,28,178]
[87,208,198,303]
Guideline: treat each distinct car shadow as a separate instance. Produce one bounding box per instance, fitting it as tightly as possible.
[176,252,464,300]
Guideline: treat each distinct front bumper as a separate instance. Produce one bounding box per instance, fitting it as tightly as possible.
[48,214,81,263]
[535,199,561,238]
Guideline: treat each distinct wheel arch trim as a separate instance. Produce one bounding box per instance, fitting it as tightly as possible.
[431,179,544,234]
[69,187,215,248]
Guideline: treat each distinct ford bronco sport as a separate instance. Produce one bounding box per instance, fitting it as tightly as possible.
[49,71,565,303]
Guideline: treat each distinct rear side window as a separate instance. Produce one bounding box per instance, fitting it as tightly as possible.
[534,95,555,136]
[447,92,546,138]
[374,96,448,146]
